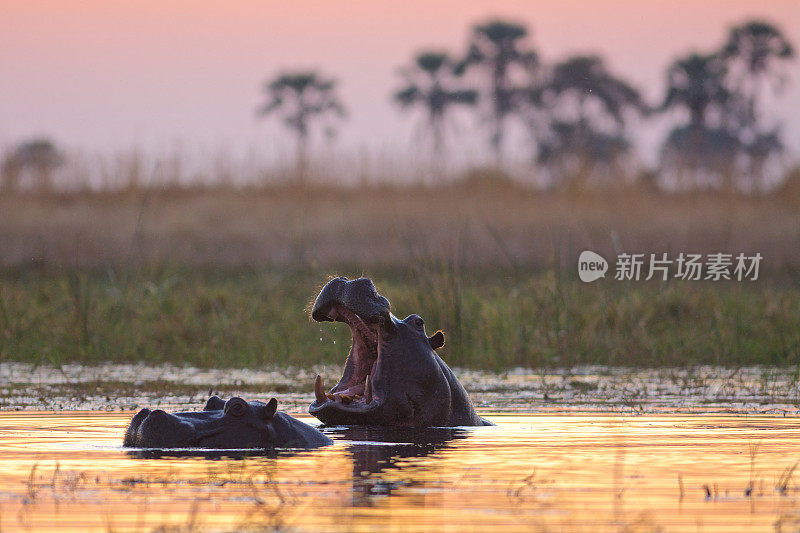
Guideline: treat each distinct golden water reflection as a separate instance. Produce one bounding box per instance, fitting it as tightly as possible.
[0,412,799,531]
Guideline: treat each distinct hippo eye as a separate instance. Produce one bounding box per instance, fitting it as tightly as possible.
[414,317,424,329]
[224,398,248,418]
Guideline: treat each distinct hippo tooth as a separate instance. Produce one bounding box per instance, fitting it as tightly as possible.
[340,394,353,404]
[314,375,326,404]
[326,393,337,401]
[364,375,372,404]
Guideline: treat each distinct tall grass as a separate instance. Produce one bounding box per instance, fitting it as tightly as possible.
[1,177,797,370]
[1,185,798,272]
[0,268,797,369]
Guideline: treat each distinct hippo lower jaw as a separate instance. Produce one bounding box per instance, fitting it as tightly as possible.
[309,303,389,421]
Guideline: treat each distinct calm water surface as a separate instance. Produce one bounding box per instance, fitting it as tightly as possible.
[1,412,799,532]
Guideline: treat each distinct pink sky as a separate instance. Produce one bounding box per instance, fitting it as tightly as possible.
[0,0,798,166]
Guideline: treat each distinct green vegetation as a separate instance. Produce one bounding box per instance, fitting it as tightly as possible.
[0,183,797,371]
[1,268,797,369]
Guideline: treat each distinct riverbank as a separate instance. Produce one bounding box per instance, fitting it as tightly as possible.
[2,363,797,414]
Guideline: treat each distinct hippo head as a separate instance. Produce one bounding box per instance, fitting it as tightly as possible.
[309,276,486,427]
[124,396,279,448]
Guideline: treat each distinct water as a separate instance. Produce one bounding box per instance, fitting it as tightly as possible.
[1,412,799,531]
[3,363,799,413]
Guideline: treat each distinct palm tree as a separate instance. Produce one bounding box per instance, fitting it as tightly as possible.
[533,55,644,187]
[721,20,794,188]
[547,56,642,126]
[721,20,794,134]
[661,53,731,132]
[658,20,796,191]
[657,52,744,189]
[455,20,538,165]
[393,51,477,157]
[257,71,346,181]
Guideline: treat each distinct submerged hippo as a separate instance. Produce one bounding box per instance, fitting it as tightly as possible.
[309,276,493,427]
[124,396,333,449]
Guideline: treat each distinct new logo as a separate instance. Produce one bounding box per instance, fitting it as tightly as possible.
[578,250,608,283]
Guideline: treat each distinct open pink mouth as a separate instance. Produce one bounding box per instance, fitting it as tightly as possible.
[312,304,383,409]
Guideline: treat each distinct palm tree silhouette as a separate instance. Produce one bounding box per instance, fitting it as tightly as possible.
[722,20,794,135]
[455,20,538,165]
[659,53,740,189]
[257,71,346,181]
[533,55,644,187]
[658,20,796,191]
[393,51,477,157]
[662,53,731,132]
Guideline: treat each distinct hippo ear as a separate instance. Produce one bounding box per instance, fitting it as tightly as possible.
[264,397,278,419]
[203,396,225,411]
[428,331,445,350]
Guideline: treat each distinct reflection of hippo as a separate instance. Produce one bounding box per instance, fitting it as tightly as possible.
[309,277,493,427]
[124,396,333,449]
[335,426,467,475]
[330,426,468,504]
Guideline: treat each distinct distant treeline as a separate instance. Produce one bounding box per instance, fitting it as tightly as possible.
[1,18,796,194]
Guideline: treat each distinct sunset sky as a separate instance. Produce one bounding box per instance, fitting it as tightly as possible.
[1,0,798,167]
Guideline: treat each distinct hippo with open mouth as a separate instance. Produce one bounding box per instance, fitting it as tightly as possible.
[124,396,333,449]
[309,276,493,427]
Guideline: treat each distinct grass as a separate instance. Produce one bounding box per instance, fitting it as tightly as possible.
[1,184,798,272]
[0,267,798,369]
[1,184,798,369]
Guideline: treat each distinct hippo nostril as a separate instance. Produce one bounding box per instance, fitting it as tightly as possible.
[123,408,152,447]
[131,408,151,422]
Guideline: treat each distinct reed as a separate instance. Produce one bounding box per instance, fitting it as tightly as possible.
[0,268,797,369]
